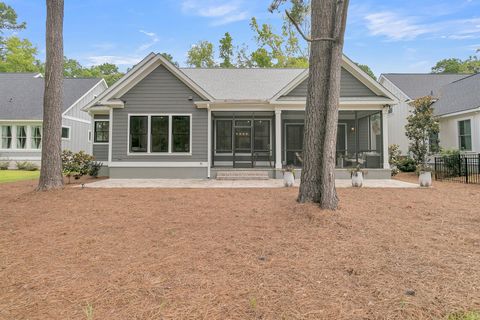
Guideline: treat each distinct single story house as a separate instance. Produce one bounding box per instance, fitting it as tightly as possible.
[379,73,470,154]
[83,52,397,179]
[432,73,480,153]
[0,73,107,167]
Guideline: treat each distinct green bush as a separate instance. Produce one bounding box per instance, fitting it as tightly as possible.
[88,161,103,178]
[16,161,38,171]
[0,161,9,170]
[397,157,416,172]
[440,149,462,177]
[61,150,94,182]
[388,144,401,176]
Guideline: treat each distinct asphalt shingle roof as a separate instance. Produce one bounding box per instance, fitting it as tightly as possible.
[0,74,101,120]
[181,68,305,100]
[381,73,469,99]
[433,73,480,116]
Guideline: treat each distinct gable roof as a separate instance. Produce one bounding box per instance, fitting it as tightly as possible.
[84,52,396,110]
[181,68,304,101]
[381,73,470,99]
[0,73,103,120]
[433,73,480,116]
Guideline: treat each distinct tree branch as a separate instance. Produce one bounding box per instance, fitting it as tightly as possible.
[284,10,335,43]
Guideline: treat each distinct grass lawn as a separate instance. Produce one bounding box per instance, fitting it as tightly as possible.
[0,174,479,319]
[0,170,40,183]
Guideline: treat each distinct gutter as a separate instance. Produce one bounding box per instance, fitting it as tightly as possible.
[437,107,480,118]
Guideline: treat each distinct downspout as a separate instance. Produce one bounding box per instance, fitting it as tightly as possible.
[207,104,212,178]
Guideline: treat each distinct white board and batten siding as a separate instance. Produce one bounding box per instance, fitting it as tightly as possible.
[439,111,480,153]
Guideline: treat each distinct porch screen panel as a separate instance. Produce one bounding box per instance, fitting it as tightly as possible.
[17,126,27,149]
[172,116,190,153]
[337,124,346,152]
[130,116,148,152]
[254,120,270,151]
[1,126,12,149]
[151,116,169,152]
[216,120,232,153]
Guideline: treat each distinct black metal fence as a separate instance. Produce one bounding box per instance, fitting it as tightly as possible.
[434,154,480,184]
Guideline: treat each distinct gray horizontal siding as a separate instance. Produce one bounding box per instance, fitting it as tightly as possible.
[110,167,207,179]
[282,68,376,98]
[0,150,41,159]
[111,64,208,162]
[93,144,108,161]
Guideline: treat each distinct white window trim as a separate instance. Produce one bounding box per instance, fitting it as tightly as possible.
[62,125,71,140]
[127,113,193,156]
[31,125,42,150]
[93,119,110,145]
[457,117,473,151]
[213,118,273,156]
[0,124,43,151]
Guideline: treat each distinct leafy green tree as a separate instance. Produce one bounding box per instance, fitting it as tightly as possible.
[405,96,440,165]
[63,56,83,77]
[160,52,179,67]
[187,41,216,68]
[0,2,26,34]
[355,63,376,79]
[219,32,234,68]
[250,48,273,68]
[86,63,123,86]
[431,56,480,74]
[0,36,41,72]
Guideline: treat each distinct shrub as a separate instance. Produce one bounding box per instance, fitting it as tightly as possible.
[440,149,462,177]
[61,150,94,182]
[397,157,416,172]
[388,144,401,176]
[16,161,38,171]
[88,161,103,178]
[0,161,9,170]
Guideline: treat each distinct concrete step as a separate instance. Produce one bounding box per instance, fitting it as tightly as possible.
[216,170,270,180]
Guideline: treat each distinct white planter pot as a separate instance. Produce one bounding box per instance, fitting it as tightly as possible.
[283,171,295,187]
[419,171,432,187]
[351,172,363,188]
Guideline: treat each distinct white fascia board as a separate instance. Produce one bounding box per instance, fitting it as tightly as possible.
[438,107,480,118]
[65,79,108,115]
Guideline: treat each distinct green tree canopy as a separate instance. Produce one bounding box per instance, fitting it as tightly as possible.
[431,56,480,74]
[355,63,376,79]
[0,36,41,72]
[405,96,440,165]
[63,57,124,86]
[0,2,26,34]
[160,52,179,67]
[219,32,234,68]
[187,41,216,68]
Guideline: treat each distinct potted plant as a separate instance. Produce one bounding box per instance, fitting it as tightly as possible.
[349,165,367,188]
[417,163,433,187]
[283,165,296,187]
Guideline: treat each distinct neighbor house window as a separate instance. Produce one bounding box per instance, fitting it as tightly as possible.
[172,116,190,153]
[31,126,42,149]
[1,126,12,149]
[151,116,169,152]
[94,121,109,143]
[130,116,148,152]
[16,126,27,149]
[62,127,70,139]
[215,120,232,153]
[458,119,472,151]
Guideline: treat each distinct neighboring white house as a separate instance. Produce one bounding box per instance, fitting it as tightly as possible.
[432,74,480,153]
[379,73,469,155]
[0,73,108,167]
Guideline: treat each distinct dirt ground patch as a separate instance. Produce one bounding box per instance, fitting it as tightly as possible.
[1,174,479,319]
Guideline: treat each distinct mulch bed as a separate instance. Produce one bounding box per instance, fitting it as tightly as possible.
[1,175,479,319]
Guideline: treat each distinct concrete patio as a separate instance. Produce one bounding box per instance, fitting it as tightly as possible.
[83,178,418,189]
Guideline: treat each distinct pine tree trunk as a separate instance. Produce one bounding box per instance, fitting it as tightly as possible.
[36,0,64,191]
[297,0,349,209]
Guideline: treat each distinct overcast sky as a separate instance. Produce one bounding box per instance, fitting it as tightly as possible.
[5,0,480,76]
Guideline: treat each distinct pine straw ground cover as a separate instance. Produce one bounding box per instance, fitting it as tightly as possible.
[0,174,479,320]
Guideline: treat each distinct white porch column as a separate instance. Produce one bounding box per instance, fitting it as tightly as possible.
[275,109,282,169]
[382,107,390,169]
[207,107,212,178]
